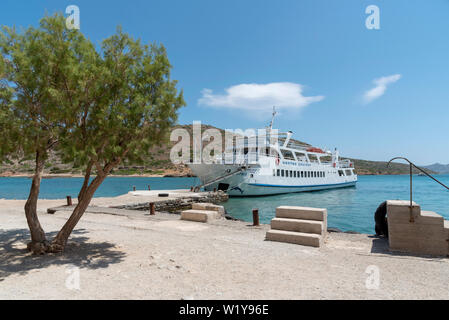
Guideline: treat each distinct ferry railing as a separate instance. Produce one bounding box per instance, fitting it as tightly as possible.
[387,157,449,222]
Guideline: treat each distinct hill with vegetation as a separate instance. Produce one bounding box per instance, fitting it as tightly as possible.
[0,124,432,177]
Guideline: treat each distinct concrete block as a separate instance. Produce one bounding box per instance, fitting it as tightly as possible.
[266,230,321,247]
[445,220,449,238]
[181,210,219,223]
[386,200,449,256]
[276,206,327,222]
[388,223,446,240]
[271,218,324,235]
[416,211,445,225]
[390,239,448,256]
[191,203,225,217]
[386,201,421,224]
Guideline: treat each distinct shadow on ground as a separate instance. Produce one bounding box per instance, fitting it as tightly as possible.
[0,228,126,281]
[370,236,390,254]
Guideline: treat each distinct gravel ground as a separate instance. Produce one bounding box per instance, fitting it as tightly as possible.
[1,198,449,300]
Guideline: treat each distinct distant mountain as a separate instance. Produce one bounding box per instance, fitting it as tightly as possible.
[422,163,449,174]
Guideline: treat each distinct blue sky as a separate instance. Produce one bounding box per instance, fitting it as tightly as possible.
[1,0,449,164]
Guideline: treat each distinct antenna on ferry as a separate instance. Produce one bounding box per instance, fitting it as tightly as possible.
[269,106,277,130]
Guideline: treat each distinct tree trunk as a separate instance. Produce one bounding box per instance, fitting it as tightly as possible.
[24,150,48,254]
[78,161,93,201]
[50,173,107,252]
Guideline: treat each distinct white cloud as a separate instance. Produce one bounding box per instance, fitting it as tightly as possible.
[363,74,401,104]
[198,82,324,112]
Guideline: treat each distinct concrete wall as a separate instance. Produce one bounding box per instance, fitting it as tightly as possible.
[387,200,449,256]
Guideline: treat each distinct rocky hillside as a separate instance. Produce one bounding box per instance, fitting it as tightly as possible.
[346,158,433,175]
[0,124,432,177]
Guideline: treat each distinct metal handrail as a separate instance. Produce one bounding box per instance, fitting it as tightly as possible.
[387,157,449,221]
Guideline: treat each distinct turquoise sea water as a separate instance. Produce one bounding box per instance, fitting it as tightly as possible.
[1,175,449,234]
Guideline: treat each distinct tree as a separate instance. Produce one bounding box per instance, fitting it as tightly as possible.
[1,14,184,254]
[49,28,185,252]
[0,15,92,253]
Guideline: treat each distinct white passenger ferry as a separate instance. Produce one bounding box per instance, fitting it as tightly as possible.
[188,111,357,197]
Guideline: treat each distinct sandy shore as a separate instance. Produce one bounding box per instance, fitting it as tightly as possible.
[1,198,449,300]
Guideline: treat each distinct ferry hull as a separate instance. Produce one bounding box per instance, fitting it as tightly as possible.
[189,163,357,197]
[206,180,357,197]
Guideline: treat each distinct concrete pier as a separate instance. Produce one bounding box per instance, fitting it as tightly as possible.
[47,189,228,215]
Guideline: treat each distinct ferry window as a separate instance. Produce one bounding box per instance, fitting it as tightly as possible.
[281,150,295,160]
[324,172,326,178]
[346,170,352,176]
[277,169,280,176]
[314,172,317,178]
[294,171,296,178]
[295,152,307,162]
[308,172,311,178]
[309,154,319,163]
[286,170,289,177]
[273,169,276,177]
[290,170,293,177]
[338,170,344,176]
[281,170,285,177]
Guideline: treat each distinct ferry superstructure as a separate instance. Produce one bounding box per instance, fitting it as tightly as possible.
[188,112,357,197]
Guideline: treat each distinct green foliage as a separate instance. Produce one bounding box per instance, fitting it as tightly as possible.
[0,14,92,164]
[1,14,184,177]
[0,53,16,162]
[58,27,185,173]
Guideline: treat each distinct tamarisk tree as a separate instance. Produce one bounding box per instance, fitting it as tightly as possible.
[0,15,93,253]
[49,28,185,252]
[1,14,184,254]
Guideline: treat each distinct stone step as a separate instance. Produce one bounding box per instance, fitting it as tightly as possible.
[271,218,324,235]
[276,206,326,221]
[191,203,225,216]
[181,209,219,223]
[266,229,322,247]
[418,211,445,225]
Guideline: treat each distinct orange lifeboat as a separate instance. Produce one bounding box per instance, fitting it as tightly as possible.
[306,147,325,154]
